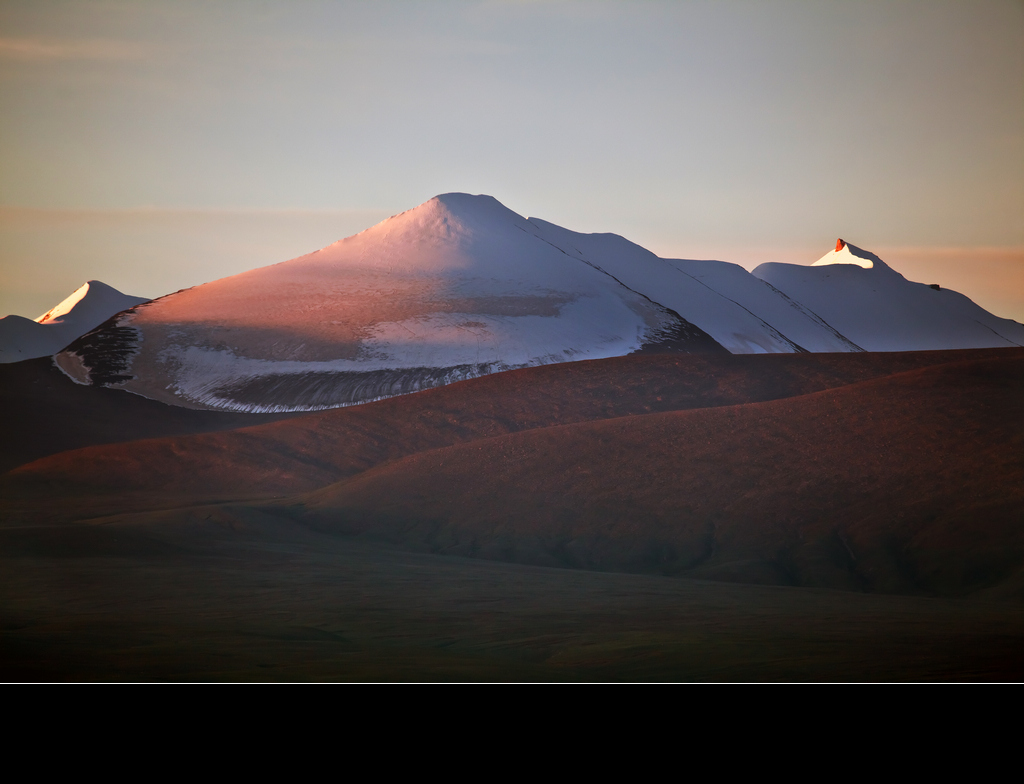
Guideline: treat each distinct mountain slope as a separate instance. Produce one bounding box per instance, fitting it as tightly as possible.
[525,218,861,353]
[296,352,1024,598]
[0,281,148,364]
[0,357,300,474]
[55,194,721,412]
[5,348,1017,527]
[754,241,1024,351]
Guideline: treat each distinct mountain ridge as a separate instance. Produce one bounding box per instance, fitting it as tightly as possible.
[5,193,1018,409]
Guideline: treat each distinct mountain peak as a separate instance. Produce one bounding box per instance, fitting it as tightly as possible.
[35,279,143,324]
[424,192,526,230]
[3,280,148,364]
[812,239,887,270]
[432,192,507,210]
[342,193,525,249]
[36,282,89,324]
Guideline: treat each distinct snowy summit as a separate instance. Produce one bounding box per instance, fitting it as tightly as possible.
[812,238,879,269]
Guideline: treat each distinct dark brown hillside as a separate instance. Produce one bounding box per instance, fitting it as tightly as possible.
[5,349,1018,524]
[0,357,300,474]
[296,355,1024,598]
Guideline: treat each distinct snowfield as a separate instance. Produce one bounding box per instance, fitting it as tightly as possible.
[37,194,1024,412]
[55,194,719,411]
[526,218,861,353]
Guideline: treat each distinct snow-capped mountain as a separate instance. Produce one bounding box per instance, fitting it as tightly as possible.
[753,240,1024,351]
[0,281,149,364]
[55,194,724,411]
[53,196,1024,412]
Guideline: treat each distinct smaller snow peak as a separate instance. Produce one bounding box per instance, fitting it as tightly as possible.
[35,281,92,323]
[31,279,147,326]
[812,240,886,270]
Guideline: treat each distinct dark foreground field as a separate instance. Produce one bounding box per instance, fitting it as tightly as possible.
[4,521,1024,681]
[2,348,1023,680]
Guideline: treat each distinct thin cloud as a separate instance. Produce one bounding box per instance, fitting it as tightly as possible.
[0,37,148,62]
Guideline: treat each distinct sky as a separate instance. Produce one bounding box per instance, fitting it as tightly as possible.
[1,0,1022,320]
